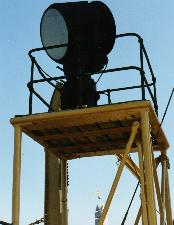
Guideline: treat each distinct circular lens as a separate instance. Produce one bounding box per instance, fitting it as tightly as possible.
[40,8,68,61]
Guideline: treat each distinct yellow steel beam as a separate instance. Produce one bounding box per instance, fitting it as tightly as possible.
[165,164,173,225]
[44,151,61,225]
[141,110,157,225]
[44,83,62,225]
[152,153,165,225]
[134,206,142,225]
[98,121,139,225]
[61,159,68,225]
[137,142,148,225]
[47,147,139,160]
[161,154,167,223]
[12,126,22,225]
[160,153,173,225]
[116,153,140,180]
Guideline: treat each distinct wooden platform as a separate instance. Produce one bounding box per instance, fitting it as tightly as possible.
[10,101,169,160]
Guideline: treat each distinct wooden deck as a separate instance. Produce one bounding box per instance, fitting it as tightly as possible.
[10,101,169,160]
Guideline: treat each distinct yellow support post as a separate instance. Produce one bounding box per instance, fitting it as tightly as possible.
[44,83,62,225]
[61,159,68,225]
[12,126,22,225]
[44,152,61,225]
[134,206,142,225]
[161,153,173,225]
[161,154,167,223]
[98,121,139,225]
[137,142,148,225]
[10,101,170,225]
[141,110,157,225]
[152,153,165,225]
[165,164,173,225]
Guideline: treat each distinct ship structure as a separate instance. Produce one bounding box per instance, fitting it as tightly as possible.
[1,1,173,225]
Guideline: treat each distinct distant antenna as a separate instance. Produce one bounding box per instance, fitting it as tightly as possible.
[96,190,102,200]
[95,205,103,225]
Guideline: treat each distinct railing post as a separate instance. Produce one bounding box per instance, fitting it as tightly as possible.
[29,58,35,114]
[139,38,145,100]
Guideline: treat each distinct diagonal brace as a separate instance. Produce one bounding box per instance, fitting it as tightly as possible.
[98,121,140,225]
[116,154,140,180]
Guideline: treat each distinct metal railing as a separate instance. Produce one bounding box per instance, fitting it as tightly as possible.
[27,33,158,115]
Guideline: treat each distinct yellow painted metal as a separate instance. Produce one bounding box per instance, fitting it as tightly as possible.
[137,142,148,225]
[98,121,139,225]
[161,154,167,223]
[161,153,173,225]
[116,154,140,180]
[10,101,169,156]
[44,152,61,225]
[10,101,172,225]
[165,163,173,225]
[141,110,157,225]
[44,83,62,225]
[12,126,22,225]
[134,206,142,225]
[61,159,68,225]
[152,153,165,225]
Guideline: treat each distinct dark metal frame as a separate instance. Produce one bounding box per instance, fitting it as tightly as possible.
[27,33,158,115]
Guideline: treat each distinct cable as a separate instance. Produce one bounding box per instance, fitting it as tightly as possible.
[120,182,139,225]
[0,221,12,225]
[56,65,64,72]
[120,154,140,225]
[95,63,108,84]
[155,87,174,140]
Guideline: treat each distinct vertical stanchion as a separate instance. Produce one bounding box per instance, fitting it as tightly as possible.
[137,142,148,225]
[44,151,61,225]
[139,39,145,100]
[152,153,165,225]
[134,206,142,225]
[141,110,157,225]
[29,59,35,115]
[44,83,62,225]
[12,126,22,225]
[161,153,173,225]
[61,159,68,225]
[98,122,139,225]
[161,154,166,223]
[165,162,173,225]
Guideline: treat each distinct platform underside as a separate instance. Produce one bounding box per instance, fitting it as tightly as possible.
[10,101,169,160]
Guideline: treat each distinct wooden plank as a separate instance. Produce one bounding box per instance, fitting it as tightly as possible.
[10,101,151,125]
[45,139,136,152]
[10,101,169,157]
[20,111,139,133]
[27,126,132,141]
[47,147,138,160]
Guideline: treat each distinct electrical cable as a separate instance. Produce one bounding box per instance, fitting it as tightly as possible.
[120,182,139,225]
[155,87,174,140]
[56,65,64,71]
[95,63,108,84]
[120,154,140,225]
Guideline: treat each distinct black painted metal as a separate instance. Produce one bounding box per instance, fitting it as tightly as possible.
[28,58,34,114]
[0,221,12,225]
[27,33,158,115]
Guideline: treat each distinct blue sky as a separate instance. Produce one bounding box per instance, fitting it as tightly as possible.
[1,0,174,224]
